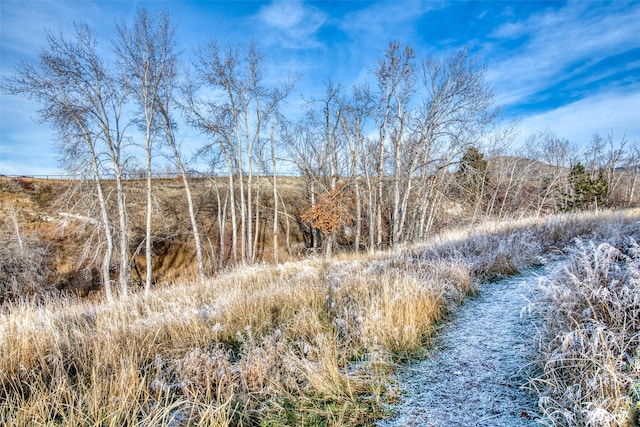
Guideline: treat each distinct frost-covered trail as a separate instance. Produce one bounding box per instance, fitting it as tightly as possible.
[378,265,550,427]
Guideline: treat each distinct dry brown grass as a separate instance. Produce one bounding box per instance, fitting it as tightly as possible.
[1,209,639,425]
[1,257,454,425]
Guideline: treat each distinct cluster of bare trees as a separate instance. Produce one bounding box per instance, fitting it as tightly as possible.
[463,130,640,220]
[5,23,130,301]
[4,8,638,300]
[184,41,294,265]
[4,9,302,299]
[4,10,198,300]
[289,42,500,256]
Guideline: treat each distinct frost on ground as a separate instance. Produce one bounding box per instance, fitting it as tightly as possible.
[378,264,553,427]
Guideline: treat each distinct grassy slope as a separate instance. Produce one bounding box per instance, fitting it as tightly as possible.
[2,209,639,426]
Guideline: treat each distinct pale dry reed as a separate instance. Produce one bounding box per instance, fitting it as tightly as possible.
[530,220,640,426]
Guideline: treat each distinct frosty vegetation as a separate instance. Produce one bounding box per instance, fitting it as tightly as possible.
[530,227,640,426]
[1,210,638,426]
[2,7,640,426]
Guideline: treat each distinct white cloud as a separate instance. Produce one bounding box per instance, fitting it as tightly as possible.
[487,2,640,107]
[255,0,327,49]
[516,90,640,147]
[338,1,442,48]
[259,0,306,30]
[0,1,114,58]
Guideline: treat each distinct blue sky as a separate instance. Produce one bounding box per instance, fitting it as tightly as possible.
[1,0,639,175]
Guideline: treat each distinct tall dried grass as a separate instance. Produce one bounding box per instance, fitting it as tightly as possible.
[530,220,640,426]
[1,209,639,426]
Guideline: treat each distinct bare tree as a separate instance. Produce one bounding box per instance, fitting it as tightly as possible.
[3,24,130,300]
[186,41,293,263]
[368,45,498,245]
[372,41,416,248]
[377,42,416,246]
[286,118,325,252]
[338,84,374,252]
[524,130,576,215]
[156,61,207,282]
[311,81,346,257]
[116,8,178,295]
[412,48,498,239]
[625,140,640,207]
[269,123,280,263]
[584,132,629,207]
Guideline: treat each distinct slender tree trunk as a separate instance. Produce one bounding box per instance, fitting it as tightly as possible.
[80,122,114,302]
[391,110,415,246]
[271,129,279,263]
[177,164,205,282]
[210,176,227,267]
[227,161,238,262]
[354,177,362,252]
[102,132,130,296]
[237,148,247,261]
[215,182,226,266]
[246,148,254,262]
[417,175,434,240]
[397,174,414,242]
[92,158,114,302]
[359,146,375,253]
[628,170,638,207]
[324,233,334,259]
[115,171,129,296]
[162,94,203,279]
[252,151,261,260]
[376,150,384,249]
[367,185,376,253]
[310,179,318,253]
[424,188,441,238]
[144,135,153,297]
[351,126,362,253]
[391,129,402,245]
[9,208,23,252]
[278,191,292,258]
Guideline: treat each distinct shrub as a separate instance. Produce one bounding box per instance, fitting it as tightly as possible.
[0,233,55,304]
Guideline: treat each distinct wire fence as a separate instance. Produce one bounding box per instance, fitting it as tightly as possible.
[0,170,303,183]
[1,174,75,182]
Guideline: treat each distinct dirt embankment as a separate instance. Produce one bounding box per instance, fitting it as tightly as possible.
[0,176,309,299]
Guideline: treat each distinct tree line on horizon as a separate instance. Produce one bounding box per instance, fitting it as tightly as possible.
[3,8,639,301]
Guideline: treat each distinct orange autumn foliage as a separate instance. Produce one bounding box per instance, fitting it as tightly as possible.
[301,184,354,236]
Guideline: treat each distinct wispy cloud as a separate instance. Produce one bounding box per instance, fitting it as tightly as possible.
[254,0,327,49]
[0,1,117,59]
[517,90,640,145]
[486,2,640,109]
[2,1,638,174]
[338,1,443,48]
[317,1,447,89]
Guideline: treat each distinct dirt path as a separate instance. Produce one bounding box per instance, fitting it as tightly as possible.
[378,264,551,427]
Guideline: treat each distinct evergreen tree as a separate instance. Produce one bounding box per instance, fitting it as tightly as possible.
[567,162,609,210]
[458,146,489,201]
